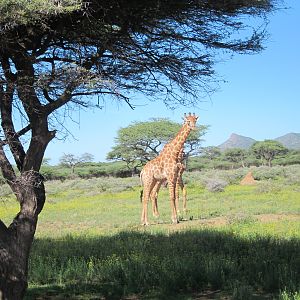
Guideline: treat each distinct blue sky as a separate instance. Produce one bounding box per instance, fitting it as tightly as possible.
[45,1,300,165]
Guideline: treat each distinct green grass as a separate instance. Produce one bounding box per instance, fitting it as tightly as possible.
[1,166,300,299]
[26,230,300,300]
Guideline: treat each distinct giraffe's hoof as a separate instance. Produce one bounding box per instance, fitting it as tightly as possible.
[172,218,179,224]
[141,221,150,226]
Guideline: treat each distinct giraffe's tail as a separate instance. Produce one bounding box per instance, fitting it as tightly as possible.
[140,189,143,202]
[139,170,144,203]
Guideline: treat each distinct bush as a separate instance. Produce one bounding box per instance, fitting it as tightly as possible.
[45,176,140,196]
[252,165,285,181]
[205,178,228,192]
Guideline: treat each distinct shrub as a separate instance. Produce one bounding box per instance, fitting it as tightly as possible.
[255,180,284,194]
[205,178,228,192]
[279,290,300,300]
[252,165,285,181]
[45,176,140,196]
[282,165,300,185]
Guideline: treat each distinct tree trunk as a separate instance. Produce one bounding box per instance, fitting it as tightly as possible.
[268,159,272,167]
[0,171,45,300]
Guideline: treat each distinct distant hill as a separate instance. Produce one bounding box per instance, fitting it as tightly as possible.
[218,133,256,151]
[218,132,300,151]
[275,133,300,150]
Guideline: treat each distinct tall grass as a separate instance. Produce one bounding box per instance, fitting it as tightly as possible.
[27,230,300,299]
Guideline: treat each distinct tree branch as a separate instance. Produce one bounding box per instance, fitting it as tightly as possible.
[0,125,31,147]
[0,142,16,183]
[0,82,27,171]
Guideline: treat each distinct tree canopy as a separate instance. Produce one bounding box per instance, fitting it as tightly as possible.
[251,140,288,167]
[59,152,94,173]
[224,148,248,167]
[0,0,280,171]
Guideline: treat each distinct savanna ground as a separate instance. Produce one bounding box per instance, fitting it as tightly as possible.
[1,165,300,300]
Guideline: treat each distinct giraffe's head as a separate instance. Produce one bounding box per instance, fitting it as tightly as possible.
[183,113,199,130]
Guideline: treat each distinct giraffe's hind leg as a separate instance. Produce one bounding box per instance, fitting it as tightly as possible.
[177,177,187,214]
[151,181,162,218]
[141,179,156,226]
[182,184,187,213]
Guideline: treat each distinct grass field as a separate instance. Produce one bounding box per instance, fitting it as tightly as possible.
[1,166,300,299]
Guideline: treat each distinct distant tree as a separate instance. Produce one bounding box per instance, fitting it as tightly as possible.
[107,118,208,173]
[251,140,288,167]
[201,146,222,160]
[80,153,95,164]
[107,145,145,176]
[224,148,248,168]
[184,125,209,165]
[59,153,94,173]
[278,150,300,165]
[0,0,281,297]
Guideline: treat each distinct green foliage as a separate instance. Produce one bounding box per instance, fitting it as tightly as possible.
[201,146,222,160]
[189,147,299,171]
[40,161,133,180]
[274,150,300,166]
[188,155,239,171]
[59,153,94,171]
[0,0,80,27]
[224,148,248,168]
[26,230,300,299]
[251,140,288,167]
[279,290,300,300]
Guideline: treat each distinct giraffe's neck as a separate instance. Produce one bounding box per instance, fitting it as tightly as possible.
[167,123,191,155]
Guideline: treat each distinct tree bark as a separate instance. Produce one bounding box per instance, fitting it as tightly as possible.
[0,171,45,300]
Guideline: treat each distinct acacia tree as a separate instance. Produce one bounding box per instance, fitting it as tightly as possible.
[224,148,248,168]
[201,146,222,160]
[0,0,280,298]
[107,118,208,173]
[59,152,94,173]
[251,140,288,167]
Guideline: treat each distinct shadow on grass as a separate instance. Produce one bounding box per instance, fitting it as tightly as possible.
[26,229,300,299]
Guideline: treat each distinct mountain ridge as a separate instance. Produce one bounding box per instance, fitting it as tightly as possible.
[218,132,300,151]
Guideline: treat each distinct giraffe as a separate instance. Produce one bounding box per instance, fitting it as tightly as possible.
[140,113,198,225]
[150,148,187,218]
